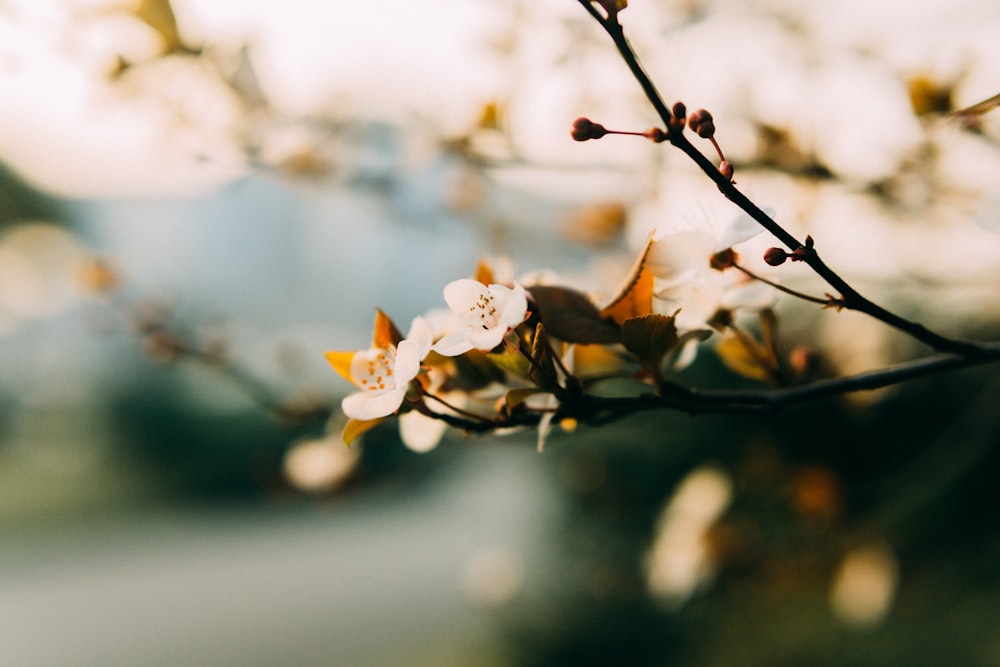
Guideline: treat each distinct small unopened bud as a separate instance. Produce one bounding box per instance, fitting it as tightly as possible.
[688,109,716,138]
[719,160,734,181]
[644,127,668,143]
[669,101,687,133]
[596,0,628,17]
[764,247,788,266]
[571,117,608,141]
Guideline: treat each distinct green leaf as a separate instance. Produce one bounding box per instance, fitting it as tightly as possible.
[528,284,620,344]
[621,314,679,366]
[487,346,532,380]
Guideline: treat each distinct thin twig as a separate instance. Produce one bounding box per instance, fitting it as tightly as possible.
[733,262,835,307]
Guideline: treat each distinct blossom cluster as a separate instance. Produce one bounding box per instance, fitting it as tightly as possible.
[326,211,780,451]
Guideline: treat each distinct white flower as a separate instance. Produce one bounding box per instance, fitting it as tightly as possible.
[339,317,433,421]
[647,211,773,331]
[431,279,529,356]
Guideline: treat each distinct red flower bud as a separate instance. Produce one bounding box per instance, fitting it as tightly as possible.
[645,127,668,143]
[687,109,716,138]
[571,117,608,141]
[763,247,788,266]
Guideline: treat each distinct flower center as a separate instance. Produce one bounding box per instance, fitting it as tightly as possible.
[352,349,396,393]
[467,291,500,330]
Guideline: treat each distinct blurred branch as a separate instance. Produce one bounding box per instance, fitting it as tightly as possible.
[86,261,333,427]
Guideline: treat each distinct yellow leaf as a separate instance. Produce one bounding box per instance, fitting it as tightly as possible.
[573,343,627,376]
[477,102,501,130]
[601,235,654,326]
[324,350,356,384]
[474,260,495,286]
[505,387,546,409]
[343,417,383,445]
[133,0,184,53]
[372,308,403,349]
[716,333,772,382]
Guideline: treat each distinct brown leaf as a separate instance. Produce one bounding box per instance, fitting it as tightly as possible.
[621,313,679,367]
[529,285,620,344]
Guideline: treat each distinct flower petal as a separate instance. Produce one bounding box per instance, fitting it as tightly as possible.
[646,230,713,283]
[393,339,422,383]
[443,279,489,318]
[406,316,435,359]
[720,280,776,310]
[342,387,407,420]
[399,410,447,453]
[467,324,507,352]
[496,283,528,328]
[432,330,474,357]
[715,209,770,251]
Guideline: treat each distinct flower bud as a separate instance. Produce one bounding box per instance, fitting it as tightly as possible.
[571,117,608,141]
[672,101,687,123]
[668,102,687,133]
[596,0,627,17]
[763,247,788,266]
[687,109,715,138]
[644,127,668,143]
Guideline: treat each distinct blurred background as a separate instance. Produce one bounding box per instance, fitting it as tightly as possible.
[1,0,999,665]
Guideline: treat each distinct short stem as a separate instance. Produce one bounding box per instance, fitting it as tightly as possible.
[733,263,835,307]
[421,391,492,423]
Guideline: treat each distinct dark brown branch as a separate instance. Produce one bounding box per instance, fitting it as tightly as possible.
[576,0,990,357]
[408,344,1000,435]
[569,344,1000,426]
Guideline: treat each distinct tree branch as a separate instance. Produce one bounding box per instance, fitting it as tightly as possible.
[576,0,990,357]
